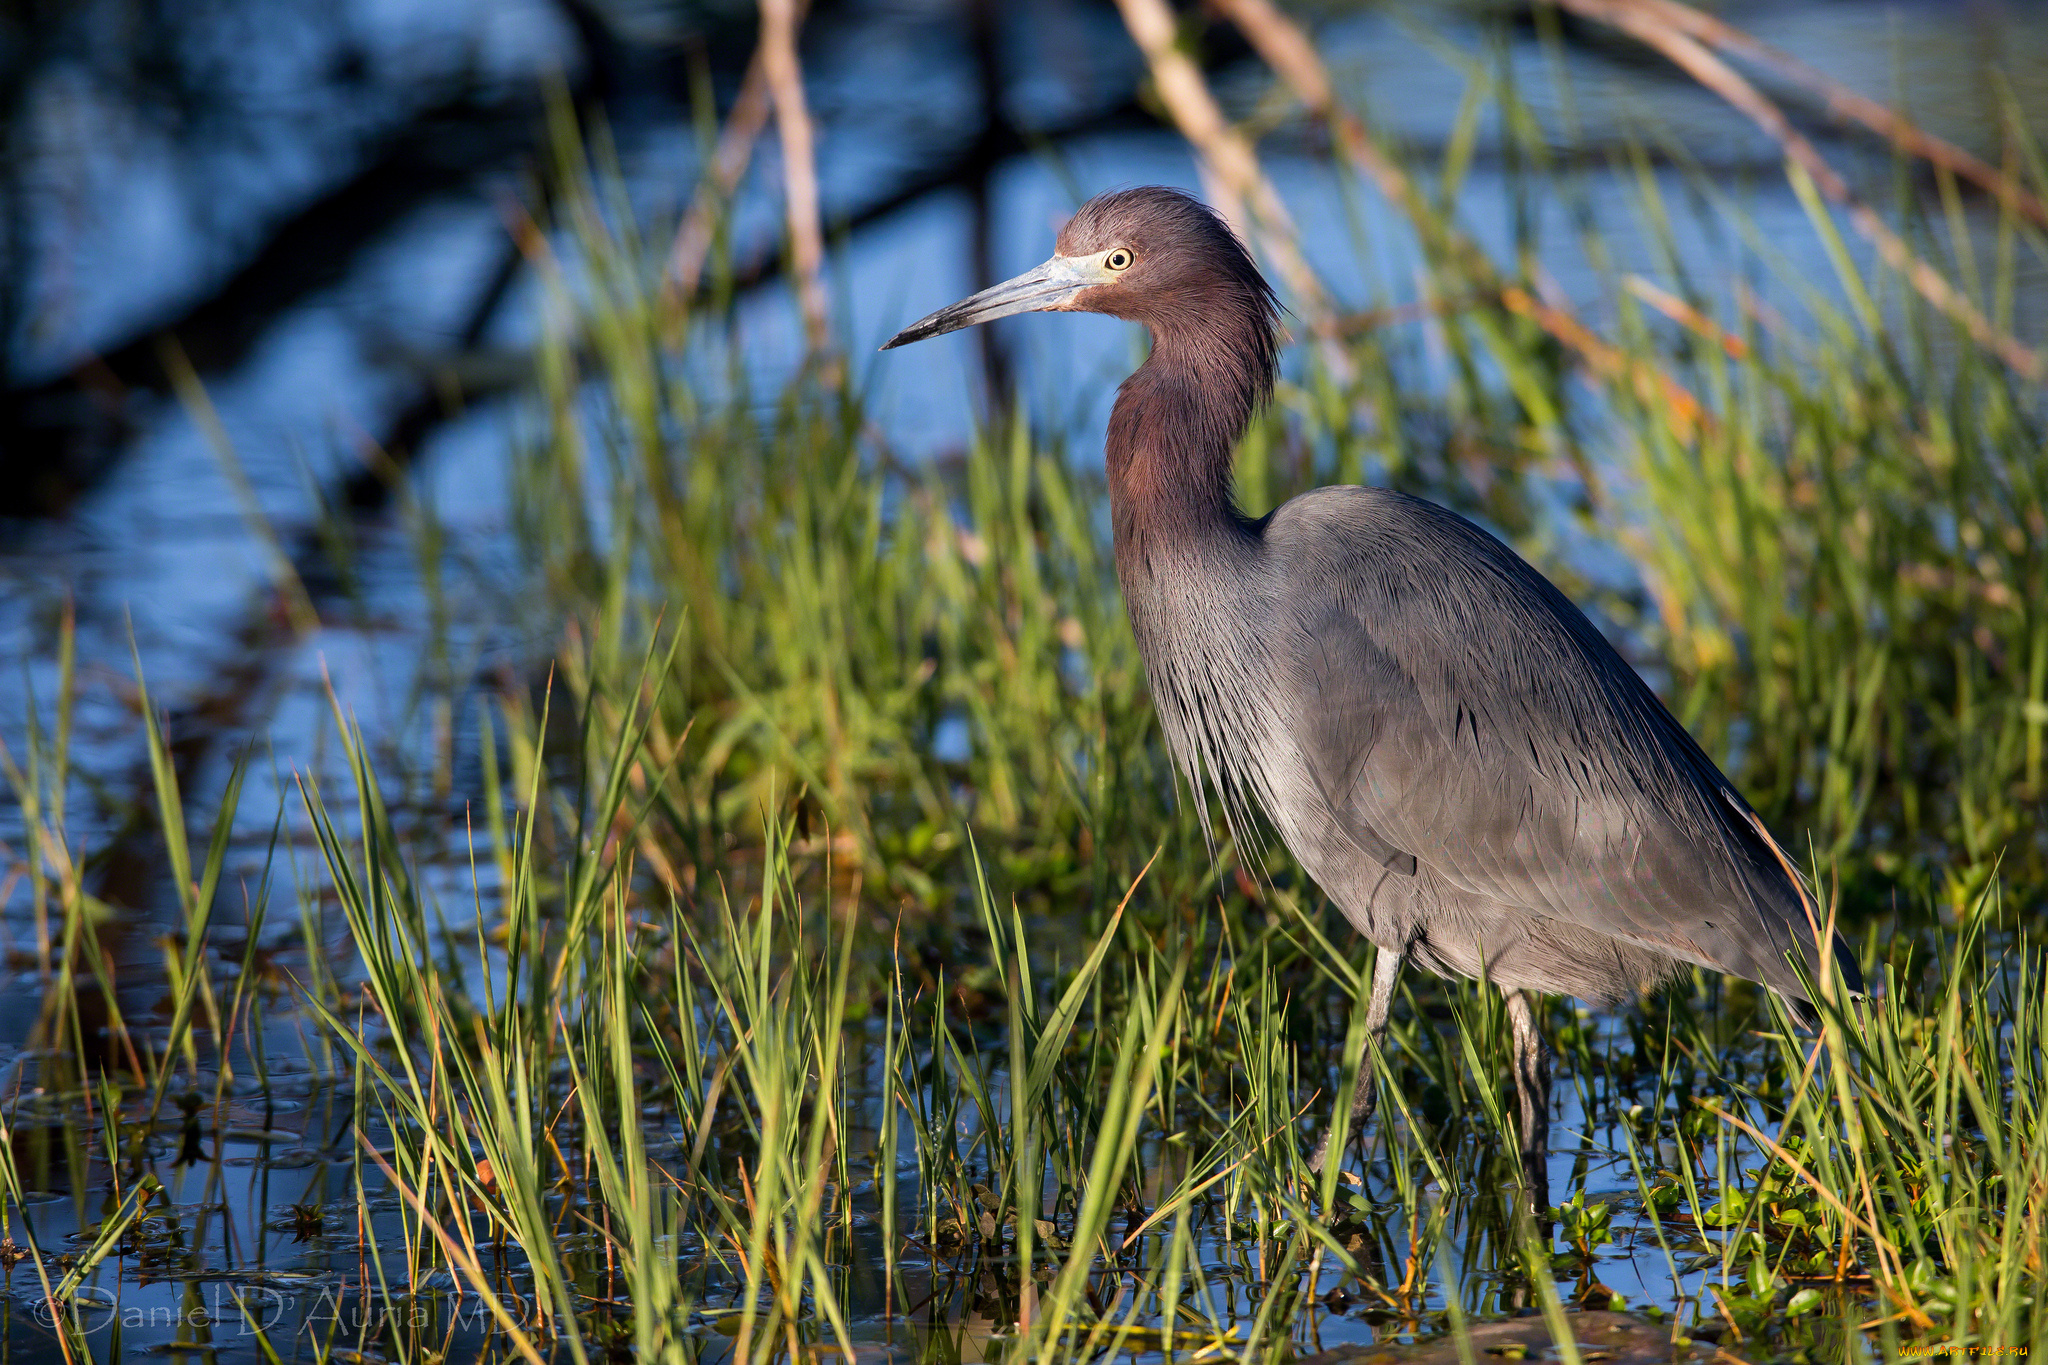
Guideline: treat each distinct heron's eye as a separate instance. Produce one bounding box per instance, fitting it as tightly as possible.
[1105,248,1134,272]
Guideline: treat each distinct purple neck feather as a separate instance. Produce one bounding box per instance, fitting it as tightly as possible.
[1106,308,1275,559]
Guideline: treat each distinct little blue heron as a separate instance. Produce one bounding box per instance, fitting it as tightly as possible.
[883,186,1859,1194]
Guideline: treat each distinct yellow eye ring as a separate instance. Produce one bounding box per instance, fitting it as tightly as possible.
[1105,248,1134,271]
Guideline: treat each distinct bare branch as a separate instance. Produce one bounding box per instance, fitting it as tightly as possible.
[1629,0,2048,232]
[1558,0,2042,383]
[760,0,831,356]
[1112,0,1336,341]
[1212,0,1705,457]
[665,50,774,308]
[1206,0,1415,212]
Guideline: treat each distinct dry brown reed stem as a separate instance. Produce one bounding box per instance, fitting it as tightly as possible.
[1213,0,1703,449]
[760,0,831,357]
[1498,284,1707,438]
[1207,0,1414,209]
[1703,1100,1933,1328]
[1625,0,2048,232]
[1557,0,2044,383]
[1624,275,1749,360]
[664,51,772,311]
[1112,0,1336,343]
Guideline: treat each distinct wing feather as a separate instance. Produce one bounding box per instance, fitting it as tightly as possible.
[1267,487,1853,1002]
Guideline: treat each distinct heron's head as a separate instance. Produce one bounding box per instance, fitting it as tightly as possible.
[881,186,1279,356]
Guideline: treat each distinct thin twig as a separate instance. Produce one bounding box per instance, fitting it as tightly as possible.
[361,1138,553,1365]
[1112,0,1338,345]
[1557,0,2043,383]
[1699,1099,1936,1330]
[1213,0,1705,456]
[1624,275,1749,359]
[1698,1102,1891,1247]
[759,0,831,356]
[665,50,773,309]
[1208,0,1415,210]
[1627,0,2048,231]
[1500,283,1707,437]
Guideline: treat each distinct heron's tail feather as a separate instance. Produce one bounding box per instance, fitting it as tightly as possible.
[1724,791,1866,1005]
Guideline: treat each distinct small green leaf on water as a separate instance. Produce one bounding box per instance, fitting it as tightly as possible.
[1091,1325,1240,1353]
[1786,1288,1823,1316]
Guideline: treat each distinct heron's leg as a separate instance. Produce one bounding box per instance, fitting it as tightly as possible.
[1504,989,1551,1210]
[1309,947,1402,1175]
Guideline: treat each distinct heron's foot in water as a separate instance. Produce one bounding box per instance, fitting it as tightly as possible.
[1518,1140,1551,1220]
[1300,1133,1369,1221]
[1306,1086,1378,1179]
[1505,990,1553,1222]
[1306,1126,1342,1178]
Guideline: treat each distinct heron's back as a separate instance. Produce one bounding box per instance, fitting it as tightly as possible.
[1134,484,1857,1008]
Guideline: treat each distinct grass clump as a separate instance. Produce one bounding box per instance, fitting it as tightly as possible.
[463,26,2048,1355]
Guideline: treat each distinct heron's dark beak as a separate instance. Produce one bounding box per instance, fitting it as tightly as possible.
[880,256,1099,349]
